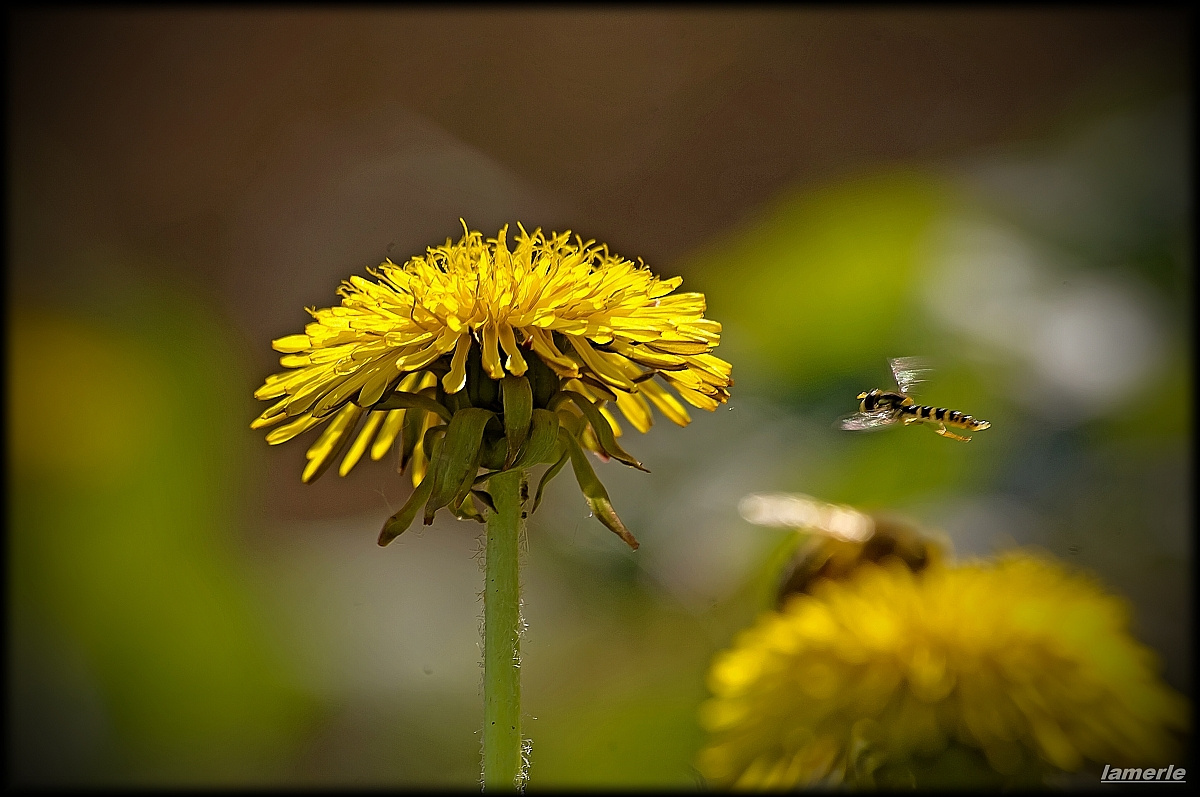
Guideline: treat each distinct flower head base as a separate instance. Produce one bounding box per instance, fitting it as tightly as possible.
[252,222,732,546]
[698,553,1189,789]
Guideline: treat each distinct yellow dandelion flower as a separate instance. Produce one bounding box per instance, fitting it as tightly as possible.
[698,553,1189,789]
[251,221,732,547]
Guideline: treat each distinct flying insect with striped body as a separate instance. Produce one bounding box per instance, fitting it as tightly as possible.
[840,357,990,442]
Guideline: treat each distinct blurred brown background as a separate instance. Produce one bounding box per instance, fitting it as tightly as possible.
[8,7,1191,788]
[11,8,1187,519]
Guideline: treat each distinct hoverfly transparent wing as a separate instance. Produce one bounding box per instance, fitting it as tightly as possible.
[838,410,900,432]
[888,356,933,396]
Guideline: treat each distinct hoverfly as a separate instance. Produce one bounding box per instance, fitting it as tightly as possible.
[840,357,990,442]
[739,492,947,608]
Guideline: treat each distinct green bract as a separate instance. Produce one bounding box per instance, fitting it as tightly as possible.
[376,346,642,549]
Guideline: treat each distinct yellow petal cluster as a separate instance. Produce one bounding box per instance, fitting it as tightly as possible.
[251,222,732,483]
[698,554,1189,789]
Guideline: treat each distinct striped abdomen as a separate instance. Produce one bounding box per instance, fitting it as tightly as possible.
[900,403,990,431]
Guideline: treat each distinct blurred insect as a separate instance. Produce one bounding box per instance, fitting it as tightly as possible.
[739,492,947,608]
[840,357,990,442]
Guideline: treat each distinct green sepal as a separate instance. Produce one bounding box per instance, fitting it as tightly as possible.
[560,429,640,550]
[423,408,496,525]
[532,446,570,514]
[421,424,448,458]
[451,491,486,523]
[510,408,561,471]
[526,350,562,409]
[450,433,487,513]
[466,339,499,410]
[551,391,648,472]
[479,433,508,470]
[556,409,584,437]
[373,389,454,423]
[378,438,441,546]
[398,404,426,472]
[444,383,471,413]
[471,488,496,514]
[473,469,500,487]
[397,386,447,472]
[501,375,533,468]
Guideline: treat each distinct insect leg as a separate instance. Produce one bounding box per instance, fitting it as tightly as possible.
[934,424,971,442]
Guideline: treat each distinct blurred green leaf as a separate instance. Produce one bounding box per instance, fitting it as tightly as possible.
[686,171,954,397]
[9,258,316,783]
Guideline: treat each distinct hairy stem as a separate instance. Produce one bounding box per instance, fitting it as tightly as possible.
[483,468,524,789]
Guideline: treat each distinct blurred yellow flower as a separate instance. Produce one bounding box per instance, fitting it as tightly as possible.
[698,553,1189,789]
[251,221,731,546]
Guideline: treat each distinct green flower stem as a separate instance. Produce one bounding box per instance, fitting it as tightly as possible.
[483,467,524,789]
